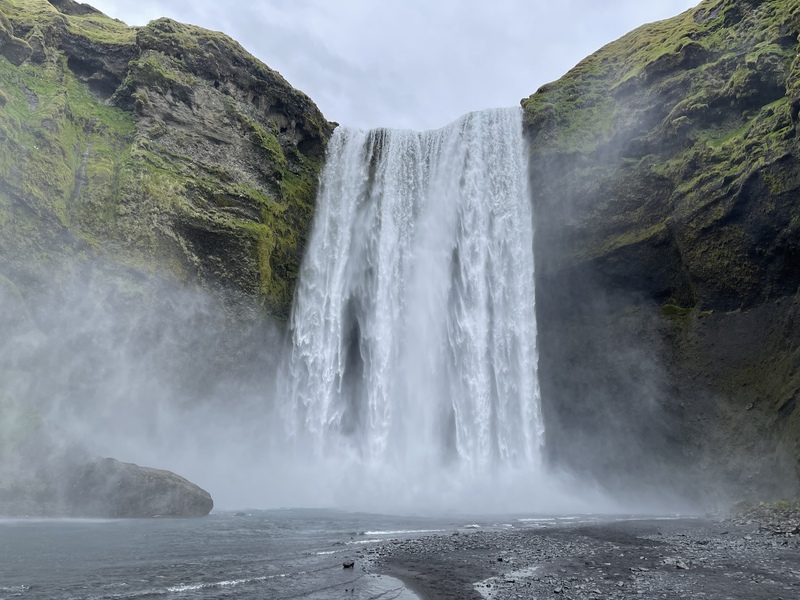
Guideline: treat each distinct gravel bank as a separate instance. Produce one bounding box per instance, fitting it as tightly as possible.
[359,516,800,599]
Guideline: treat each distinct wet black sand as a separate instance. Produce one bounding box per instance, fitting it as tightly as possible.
[364,518,800,599]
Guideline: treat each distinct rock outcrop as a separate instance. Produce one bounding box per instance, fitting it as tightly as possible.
[0,0,332,322]
[66,458,213,518]
[0,455,213,518]
[523,0,800,500]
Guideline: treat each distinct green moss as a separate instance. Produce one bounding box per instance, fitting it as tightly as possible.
[230,106,286,168]
[0,54,136,230]
[600,222,668,254]
[523,0,799,154]
[135,17,264,80]
[66,12,135,45]
[0,38,145,263]
[661,302,714,321]
[0,0,330,322]
[662,303,693,318]
[0,0,135,46]
[279,170,312,207]
[525,0,800,312]
[126,52,196,96]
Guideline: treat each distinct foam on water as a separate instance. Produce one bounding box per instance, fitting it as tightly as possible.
[363,529,446,535]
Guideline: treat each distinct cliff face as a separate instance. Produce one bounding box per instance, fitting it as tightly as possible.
[0,0,330,516]
[0,0,331,321]
[524,0,800,500]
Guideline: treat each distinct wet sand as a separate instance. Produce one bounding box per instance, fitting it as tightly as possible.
[365,518,800,599]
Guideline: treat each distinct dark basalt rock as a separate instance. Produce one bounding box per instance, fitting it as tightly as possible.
[0,13,32,66]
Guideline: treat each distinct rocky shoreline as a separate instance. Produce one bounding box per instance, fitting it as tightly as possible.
[358,510,800,600]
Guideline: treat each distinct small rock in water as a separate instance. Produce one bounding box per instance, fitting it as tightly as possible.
[233,512,246,517]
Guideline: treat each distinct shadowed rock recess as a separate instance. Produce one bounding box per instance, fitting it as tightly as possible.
[524,0,800,500]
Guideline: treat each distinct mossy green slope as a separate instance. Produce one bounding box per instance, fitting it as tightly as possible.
[524,0,800,499]
[0,0,332,321]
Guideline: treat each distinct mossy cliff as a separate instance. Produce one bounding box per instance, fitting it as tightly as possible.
[0,0,332,321]
[0,0,330,517]
[524,0,800,500]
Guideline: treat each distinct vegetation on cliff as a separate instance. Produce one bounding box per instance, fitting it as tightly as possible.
[524,0,800,499]
[0,0,332,321]
[524,0,799,310]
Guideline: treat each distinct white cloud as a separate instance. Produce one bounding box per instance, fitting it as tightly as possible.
[89,0,699,129]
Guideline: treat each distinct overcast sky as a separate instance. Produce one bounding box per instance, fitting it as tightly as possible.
[89,0,699,130]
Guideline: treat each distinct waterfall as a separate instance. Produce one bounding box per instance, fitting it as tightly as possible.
[281,107,543,494]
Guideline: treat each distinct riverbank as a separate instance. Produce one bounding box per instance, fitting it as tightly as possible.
[364,516,800,599]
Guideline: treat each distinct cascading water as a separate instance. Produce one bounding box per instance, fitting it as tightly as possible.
[280,107,545,508]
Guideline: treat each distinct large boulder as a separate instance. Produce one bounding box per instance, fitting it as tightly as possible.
[65,458,213,518]
[0,451,213,518]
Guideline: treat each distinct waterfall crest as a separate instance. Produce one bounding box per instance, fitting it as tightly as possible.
[282,107,544,489]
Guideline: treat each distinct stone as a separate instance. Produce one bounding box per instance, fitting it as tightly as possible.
[65,458,213,518]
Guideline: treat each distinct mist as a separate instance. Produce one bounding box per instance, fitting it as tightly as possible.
[0,261,629,515]
[0,263,278,511]
[0,109,706,518]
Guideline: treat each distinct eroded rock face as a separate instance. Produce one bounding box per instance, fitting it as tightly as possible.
[66,458,213,518]
[523,0,800,501]
[0,14,32,66]
[0,0,332,323]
